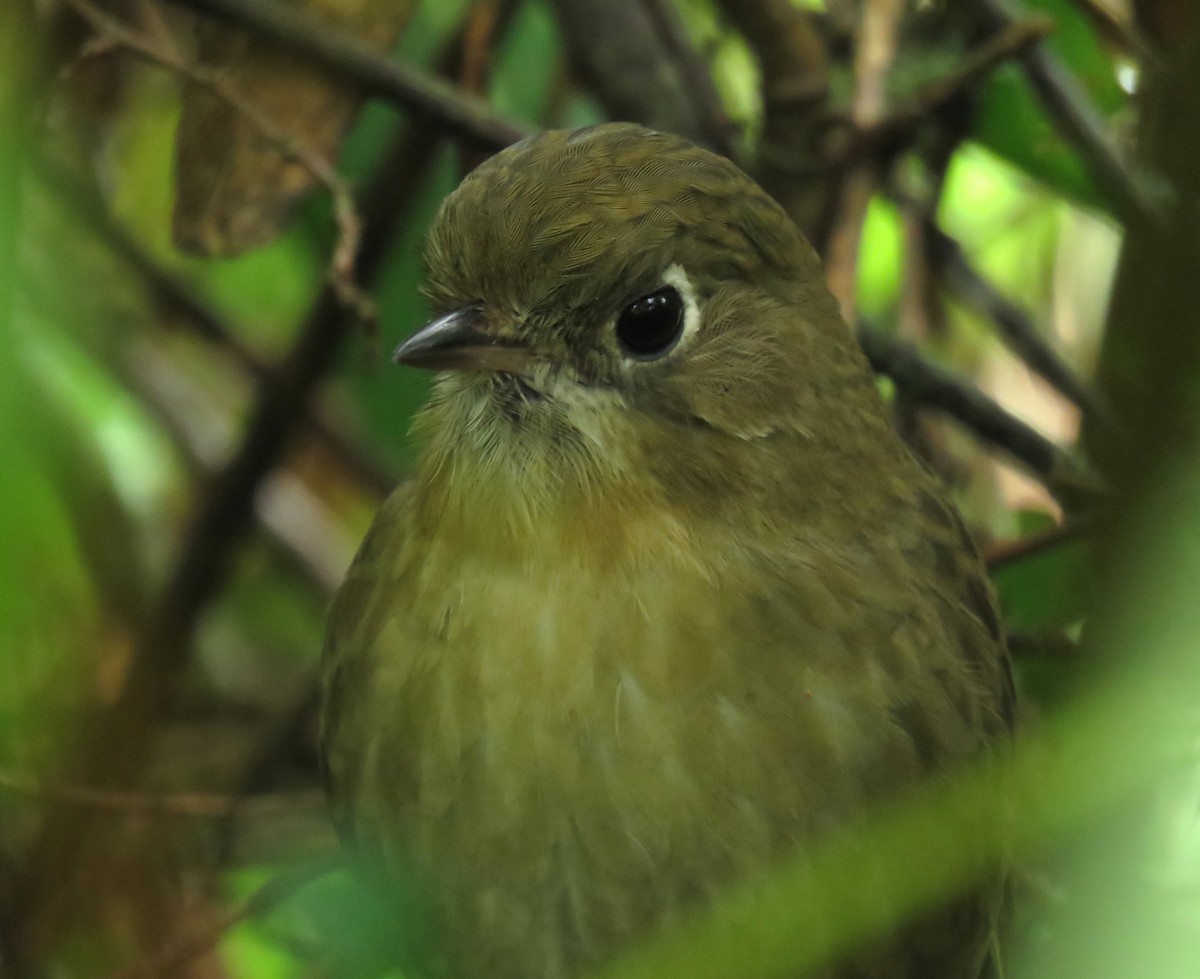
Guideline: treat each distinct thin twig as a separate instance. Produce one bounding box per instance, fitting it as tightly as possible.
[922,218,1118,436]
[828,17,1054,172]
[857,323,1086,495]
[453,0,524,174]
[66,0,374,325]
[0,771,323,820]
[1066,0,1147,58]
[460,0,501,95]
[159,0,532,150]
[105,858,340,979]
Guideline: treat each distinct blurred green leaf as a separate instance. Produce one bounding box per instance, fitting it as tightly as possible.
[972,0,1126,215]
[991,517,1089,633]
[940,143,1061,311]
[857,197,904,319]
[1021,0,1124,115]
[229,865,414,979]
[491,0,560,124]
[223,915,299,979]
[974,67,1104,213]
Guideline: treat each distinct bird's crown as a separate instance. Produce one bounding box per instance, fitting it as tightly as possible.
[422,123,818,326]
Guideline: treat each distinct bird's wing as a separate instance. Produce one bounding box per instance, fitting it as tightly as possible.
[319,482,419,844]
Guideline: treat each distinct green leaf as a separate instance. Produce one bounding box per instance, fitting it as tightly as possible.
[990,515,1090,633]
[491,0,561,125]
[972,0,1126,215]
[229,865,416,979]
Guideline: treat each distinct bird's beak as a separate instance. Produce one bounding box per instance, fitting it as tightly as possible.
[392,305,531,375]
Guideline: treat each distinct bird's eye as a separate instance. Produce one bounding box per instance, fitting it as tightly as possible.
[615,287,684,360]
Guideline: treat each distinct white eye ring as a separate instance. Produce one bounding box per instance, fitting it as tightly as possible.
[613,264,701,364]
[660,264,701,349]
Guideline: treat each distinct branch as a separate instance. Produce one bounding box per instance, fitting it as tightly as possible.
[1084,3,1200,486]
[639,0,736,156]
[922,219,1118,435]
[129,128,437,736]
[67,0,373,324]
[160,0,532,150]
[857,324,1090,497]
[548,0,726,152]
[716,0,832,242]
[829,16,1054,172]
[825,0,905,319]
[0,771,322,820]
[1066,0,1148,58]
[32,160,397,499]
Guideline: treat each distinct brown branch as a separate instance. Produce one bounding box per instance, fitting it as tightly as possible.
[548,0,724,151]
[977,0,1156,225]
[460,0,502,95]
[0,771,322,820]
[1088,2,1200,485]
[105,858,339,979]
[31,162,386,604]
[10,10,517,946]
[451,0,525,174]
[159,0,532,151]
[857,323,1091,498]
[125,127,437,734]
[1067,0,1147,57]
[827,16,1054,172]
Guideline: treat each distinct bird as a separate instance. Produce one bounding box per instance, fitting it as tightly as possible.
[320,122,1014,979]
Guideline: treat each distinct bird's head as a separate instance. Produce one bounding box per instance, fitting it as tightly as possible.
[399,124,894,536]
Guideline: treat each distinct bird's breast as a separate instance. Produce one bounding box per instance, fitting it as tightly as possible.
[325,459,1008,979]
[341,496,922,978]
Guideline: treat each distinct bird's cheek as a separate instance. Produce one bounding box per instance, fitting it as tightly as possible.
[673,344,794,439]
